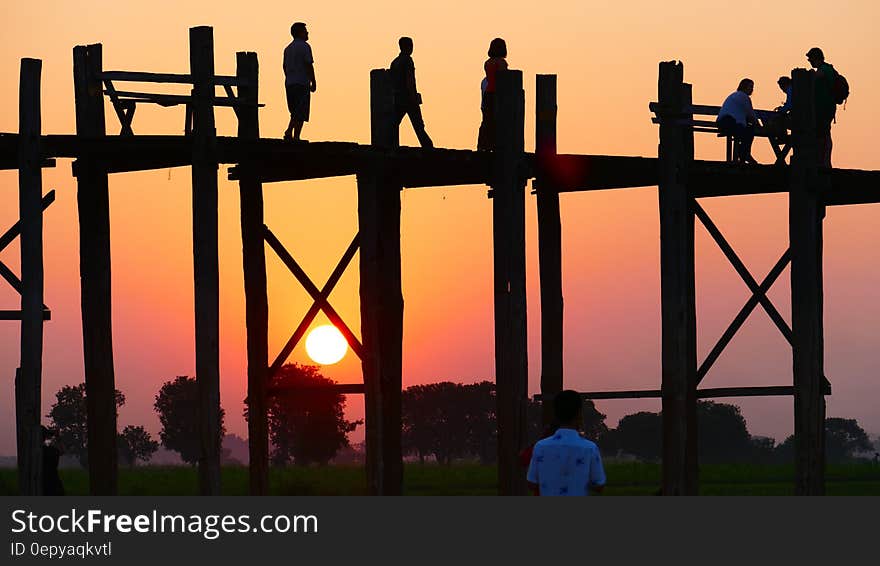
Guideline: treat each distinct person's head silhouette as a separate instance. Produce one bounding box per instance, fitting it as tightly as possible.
[737,78,754,96]
[553,390,583,429]
[806,47,824,69]
[777,76,792,93]
[399,36,413,55]
[488,38,507,59]
[291,22,308,41]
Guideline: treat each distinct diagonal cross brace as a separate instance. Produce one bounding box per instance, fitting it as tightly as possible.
[0,191,54,310]
[696,249,790,384]
[263,226,363,378]
[693,199,792,341]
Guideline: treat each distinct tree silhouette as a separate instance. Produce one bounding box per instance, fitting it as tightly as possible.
[47,383,125,467]
[117,425,159,467]
[776,417,873,464]
[154,376,225,465]
[263,363,361,466]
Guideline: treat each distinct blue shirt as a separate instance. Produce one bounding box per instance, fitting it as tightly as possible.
[526,429,606,496]
[780,85,793,113]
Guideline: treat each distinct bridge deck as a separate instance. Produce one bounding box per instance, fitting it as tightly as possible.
[1,133,877,205]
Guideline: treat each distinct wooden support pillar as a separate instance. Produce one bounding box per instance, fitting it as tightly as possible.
[190,26,221,496]
[235,52,269,495]
[789,68,825,495]
[657,62,698,495]
[358,69,403,495]
[493,70,528,496]
[73,44,117,495]
[535,74,563,427]
[16,58,44,495]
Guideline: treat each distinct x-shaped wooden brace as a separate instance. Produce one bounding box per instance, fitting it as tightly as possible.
[104,80,136,136]
[693,199,793,384]
[0,191,54,320]
[694,200,832,391]
[263,226,363,379]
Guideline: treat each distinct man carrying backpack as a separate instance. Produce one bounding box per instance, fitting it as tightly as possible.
[806,47,839,167]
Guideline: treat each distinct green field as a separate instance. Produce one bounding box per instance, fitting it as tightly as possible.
[2,463,879,495]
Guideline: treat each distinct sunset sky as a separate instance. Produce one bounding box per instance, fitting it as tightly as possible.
[1,1,878,455]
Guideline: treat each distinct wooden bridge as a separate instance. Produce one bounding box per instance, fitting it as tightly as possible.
[3,26,878,496]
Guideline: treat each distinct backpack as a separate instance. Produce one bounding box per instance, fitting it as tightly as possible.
[833,73,849,106]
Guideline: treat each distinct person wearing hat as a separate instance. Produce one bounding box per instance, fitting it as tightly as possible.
[806,47,838,166]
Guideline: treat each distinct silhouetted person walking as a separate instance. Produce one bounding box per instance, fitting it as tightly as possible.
[717,78,760,164]
[807,47,838,167]
[477,38,508,151]
[283,22,316,142]
[527,390,606,496]
[390,37,433,149]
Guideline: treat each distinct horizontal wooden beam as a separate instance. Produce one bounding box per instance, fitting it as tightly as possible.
[0,133,876,201]
[0,309,50,321]
[100,70,246,86]
[534,384,830,401]
[267,383,365,396]
[106,90,262,108]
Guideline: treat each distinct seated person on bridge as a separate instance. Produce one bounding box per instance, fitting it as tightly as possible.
[717,78,760,164]
[764,75,793,141]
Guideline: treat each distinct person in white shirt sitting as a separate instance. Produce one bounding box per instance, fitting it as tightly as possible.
[527,390,607,496]
[717,78,760,164]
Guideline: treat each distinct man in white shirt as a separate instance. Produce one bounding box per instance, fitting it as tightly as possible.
[717,78,760,164]
[527,390,606,496]
[283,22,316,142]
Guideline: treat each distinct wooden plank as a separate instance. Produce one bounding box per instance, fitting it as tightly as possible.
[235,51,269,496]
[73,43,118,495]
[15,58,44,496]
[105,90,260,108]
[535,74,563,428]
[789,68,825,496]
[537,385,815,400]
[0,309,50,321]
[492,70,528,496]
[657,64,698,495]
[100,70,245,86]
[358,69,403,495]
[190,25,221,496]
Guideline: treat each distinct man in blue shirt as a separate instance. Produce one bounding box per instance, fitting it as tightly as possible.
[527,390,606,496]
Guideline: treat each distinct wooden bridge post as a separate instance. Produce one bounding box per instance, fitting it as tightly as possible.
[16,58,44,495]
[358,69,403,495]
[190,26,221,496]
[789,68,825,495]
[73,44,118,495]
[493,70,528,495]
[535,74,563,427]
[657,62,698,495]
[235,52,269,495]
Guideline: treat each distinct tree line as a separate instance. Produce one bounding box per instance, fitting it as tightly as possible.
[44,373,876,467]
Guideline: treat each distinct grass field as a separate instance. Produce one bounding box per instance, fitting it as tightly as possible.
[2,463,880,495]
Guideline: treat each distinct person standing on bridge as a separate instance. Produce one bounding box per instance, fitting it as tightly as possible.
[283,22,317,142]
[477,38,508,151]
[389,37,434,149]
[717,78,760,165]
[526,390,606,496]
[806,47,838,167]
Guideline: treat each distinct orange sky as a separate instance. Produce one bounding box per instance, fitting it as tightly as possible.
[1,1,878,453]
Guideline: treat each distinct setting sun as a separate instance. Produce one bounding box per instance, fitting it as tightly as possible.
[305,325,348,365]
